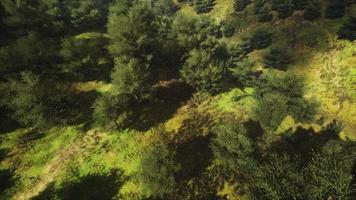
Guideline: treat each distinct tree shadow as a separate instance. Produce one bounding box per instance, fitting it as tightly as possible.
[31,173,122,200]
[133,81,193,131]
[0,107,21,135]
[175,135,213,181]
[0,149,14,195]
[244,120,264,140]
[271,120,342,162]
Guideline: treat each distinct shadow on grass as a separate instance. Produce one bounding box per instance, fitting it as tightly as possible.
[133,81,193,132]
[0,108,21,135]
[271,120,342,162]
[175,135,213,181]
[31,173,122,200]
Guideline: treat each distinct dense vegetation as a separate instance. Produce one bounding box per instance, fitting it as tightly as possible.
[0,0,355,199]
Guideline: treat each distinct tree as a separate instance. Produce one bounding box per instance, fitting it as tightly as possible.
[303,0,322,21]
[111,57,151,101]
[1,71,65,128]
[137,142,180,197]
[338,15,356,41]
[293,0,308,10]
[229,57,257,86]
[60,34,111,80]
[263,44,294,70]
[249,27,273,50]
[194,0,215,14]
[211,123,255,171]
[254,0,273,22]
[254,93,289,131]
[325,0,347,19]
[92,92,134,130]
[304,141,356,200]
[180,49,225,93]
[248,153,303,200]
[234,0,251,12]
[271,0,295,19]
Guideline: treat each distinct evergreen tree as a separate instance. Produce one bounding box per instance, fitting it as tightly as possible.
[325,0,347,19]
[303,0,322,21]
[234,0,251,12]
[263,44,294,70]
[211,122,255,171]
[271,0,295,19]
[338,15,356,41]
[255,93,289,131]
[180,49,225,93]
[194,0,215,14]
[249,27,273,50]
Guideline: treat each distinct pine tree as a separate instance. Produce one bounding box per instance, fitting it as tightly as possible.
[338,15,356,41]
[234,0,251,12]
[303,0,322,21]
[194,0,215,14]
[263,44,294,70]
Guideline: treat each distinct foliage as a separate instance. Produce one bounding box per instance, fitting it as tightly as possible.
[263,44,294,70]
[234,0,251,12]
[194,0,215,14]
[325,0,347,19]
[1,71,66,128]
[254,0,273,22]
[254,93,289,131]
[271,0,295,19]
[136,141,180,197]
[211,122,255,171]
[180,49,225,93]
[303,0,322,21]
[92,93,134,130]
[248,27,273,50]
[338,15,356,41]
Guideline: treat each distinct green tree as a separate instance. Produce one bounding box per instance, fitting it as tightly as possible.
[211,123,255,171]
[248,27,273,50]
[137,142,180,197]
[111,57,151,101]
[263,44,294,70]
[234,0,251,12]
[92,93,134,130]
[304,141,356,200]
[325,0,347,19]
[2,71,65,128]
[180,49,225,93]
[255,93,289,131]
[338,15,356,41]
[271,0,294,19]
[248,153,303,200]
[194,0,215,14]
[303,0,322,21]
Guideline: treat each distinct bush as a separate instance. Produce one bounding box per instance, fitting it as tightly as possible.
[263,44,294,70]
[303,0,322,20]
[337,15,356,41]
